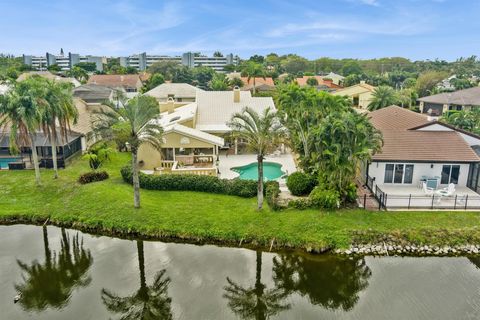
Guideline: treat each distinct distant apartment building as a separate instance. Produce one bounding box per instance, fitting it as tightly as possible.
[23,51,105,72]
[120,52,238,71]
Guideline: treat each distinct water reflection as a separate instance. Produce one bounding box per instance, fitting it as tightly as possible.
[101,240,173,319]
[223,250,290,320]
[272,254,371,311]
[14,226,93,311]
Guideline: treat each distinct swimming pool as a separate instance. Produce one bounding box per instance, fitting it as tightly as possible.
[231,161,285,180]
[0,157,22,169]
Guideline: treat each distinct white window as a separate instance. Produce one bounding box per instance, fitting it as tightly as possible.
[384,163,414,184]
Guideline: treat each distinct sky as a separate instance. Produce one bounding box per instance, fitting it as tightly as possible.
[0,0,479,61]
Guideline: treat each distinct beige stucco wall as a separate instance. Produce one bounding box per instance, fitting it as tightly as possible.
[333,86,374,109]
[159,101,193,113]
[358,91,374,109]
[137,144,162,170]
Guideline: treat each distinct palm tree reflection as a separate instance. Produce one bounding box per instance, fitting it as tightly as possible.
[15,226,93,310]
[223,251,290,320]
[101,240,173,319]
[272,254,371,311]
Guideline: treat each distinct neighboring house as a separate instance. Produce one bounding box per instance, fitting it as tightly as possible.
[332,81,375,109]
[144,83,199,112]
[0,131,83,169]
[323,72,345,86]
[418,86,480,116]
[71,84,115,150]
[364,106,480,204]
[137,87,276,175]
[295,76,342,91]
[87,74,143,93]
[239,77,275,92]
[17,71,81,87]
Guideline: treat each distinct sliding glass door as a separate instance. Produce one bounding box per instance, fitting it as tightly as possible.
[384,163,414,184]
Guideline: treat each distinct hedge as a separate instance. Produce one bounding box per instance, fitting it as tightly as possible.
[120,165,257,198]
[286,172,316,196]
[78,171,109,184]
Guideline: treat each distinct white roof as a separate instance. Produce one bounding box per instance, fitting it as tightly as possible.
[164,124,224,146]
[158,103,197,127]
[145,83,202,99]
[195,90,276,133]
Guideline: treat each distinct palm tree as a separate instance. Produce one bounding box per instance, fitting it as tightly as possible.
[101,240,173,319]
[242,62,266,95]
[367,86,398,111]
[223,251,290,320]
[228,107,284,210]
[93,95,163,208]
[42,79,78,178]
[0,79,43,185]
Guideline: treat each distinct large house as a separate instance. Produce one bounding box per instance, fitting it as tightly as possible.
[333,81,375,109]
[137,86,276,175]
[418,86,480,116]
[87,74,143,93]
[144,83,198,112]
[364,106,480,208]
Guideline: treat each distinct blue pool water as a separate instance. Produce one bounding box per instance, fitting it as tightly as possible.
[0,157,22,169]
[231,161,285,180]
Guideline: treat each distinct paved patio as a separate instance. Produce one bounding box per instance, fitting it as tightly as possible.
[375,184,480,209]
[217,152,297,180]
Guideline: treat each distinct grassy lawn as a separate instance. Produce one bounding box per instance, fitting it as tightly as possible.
[1,152,480,250]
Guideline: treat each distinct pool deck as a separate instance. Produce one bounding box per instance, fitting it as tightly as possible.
[218,152,297,180]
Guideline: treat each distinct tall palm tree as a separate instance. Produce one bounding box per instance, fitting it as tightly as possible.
[367,86,398,111]
[228,107,284,210]
[101,240,173,319]
[223,251,290,320]
[42,80,78,178]
[242,62,266,95]
[0,80,43,185]
[93,95,163,208]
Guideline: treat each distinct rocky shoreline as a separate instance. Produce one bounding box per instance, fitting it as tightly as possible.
[335,243,480,256]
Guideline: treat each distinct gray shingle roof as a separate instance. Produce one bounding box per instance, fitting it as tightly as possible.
[418,86,480,106]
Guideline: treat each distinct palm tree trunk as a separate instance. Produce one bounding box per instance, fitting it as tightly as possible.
[132,149,141,208]
[42,226,51,267]
[257,155,264,210]
[137,240,146,291]
[253,78,257,95]
[51,133,58,179]
[254,250,266,320]
[29,133,41,185]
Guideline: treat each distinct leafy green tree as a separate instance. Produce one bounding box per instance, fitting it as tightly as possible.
[306,77,318,86]
[47,64,62,73]
[172,66,194,84]
[368,86,398,111]
[213,51,223,57]
[249,55,265,64]
[147,61,182,80]
[93,95,163,208]
[230,77,244,88]
[192,66,215,89]
[224,251,290,320]
[281,55,310,74]
[228,107,284,209]
[341,61,363,76]
[0,78,44,184]
[450,78,475,90]
[75,62,97,72]
[143,73,165,92]
[415,71,449,97]
[442,109,480,135]
[209,73,229,90]
[223,64,238,72]
[102,240,173,319]
[67,66,89,83]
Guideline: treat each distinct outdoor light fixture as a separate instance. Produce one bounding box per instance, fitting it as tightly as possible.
[431,164,434,168]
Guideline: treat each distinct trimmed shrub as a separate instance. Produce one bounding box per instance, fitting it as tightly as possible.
[309,187,340,209]
[286,172,316,196]
[78,171,109,184]
[287,198,312,210]
[344,182,357,203]
[265,181,281,211]
[120,165,257,198]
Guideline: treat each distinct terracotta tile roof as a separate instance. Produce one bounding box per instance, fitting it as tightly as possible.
[373,130,480,162]
[418,86,480,106]
[295,76,342,89]
[368,105,430,130]
[369,105,480,162]
[87,74,142,89]
[240,77,275,87]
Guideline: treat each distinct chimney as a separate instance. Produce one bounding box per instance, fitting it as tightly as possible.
[360,80,366,84]
[233,86,240,103]
[166,97,175,114]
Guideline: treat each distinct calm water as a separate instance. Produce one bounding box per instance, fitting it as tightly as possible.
[2,225,480,319]
[231,162,285,180]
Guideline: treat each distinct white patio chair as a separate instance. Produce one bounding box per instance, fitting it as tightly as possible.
[438,183,456,197]
[422,182,434,196]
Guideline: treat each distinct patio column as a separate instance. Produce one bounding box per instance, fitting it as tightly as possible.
[234,138,238,155]
[172,148,176,161]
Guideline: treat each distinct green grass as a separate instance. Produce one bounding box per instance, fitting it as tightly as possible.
[1,152,480,250]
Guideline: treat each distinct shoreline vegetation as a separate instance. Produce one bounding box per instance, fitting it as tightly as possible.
[2,153,480,255]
